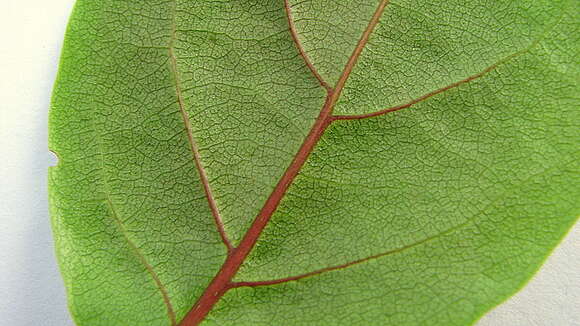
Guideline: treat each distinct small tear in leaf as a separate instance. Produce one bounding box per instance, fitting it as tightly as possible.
[48,149,60,167]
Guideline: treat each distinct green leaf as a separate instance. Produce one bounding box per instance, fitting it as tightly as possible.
[49,0,579,325]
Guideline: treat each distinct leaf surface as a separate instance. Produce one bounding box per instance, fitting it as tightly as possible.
[49,0,579,325]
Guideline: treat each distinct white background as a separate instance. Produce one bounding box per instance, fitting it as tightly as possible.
[0,1,578,325]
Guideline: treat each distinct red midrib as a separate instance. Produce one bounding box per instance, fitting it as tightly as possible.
[179,94,335,326]
[179,1,389,325]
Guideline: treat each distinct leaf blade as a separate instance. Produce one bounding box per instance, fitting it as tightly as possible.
[223,8,580,324]
[49,0,579,325]
[49,1,227,323]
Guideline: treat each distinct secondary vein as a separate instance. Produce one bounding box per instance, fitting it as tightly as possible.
[332,21,559,121]
[95,136,176,325]
[231,156,577,288]
[230,219,471,288]
[105,197,178,326]
[283,0,331,91]
[327,0,390,107]
[168,1,233,253]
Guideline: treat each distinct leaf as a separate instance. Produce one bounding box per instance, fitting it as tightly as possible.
[48,0,579,325]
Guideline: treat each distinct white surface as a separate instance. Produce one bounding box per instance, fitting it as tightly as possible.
[477,224,580,326]
[0,1,578,325]
[0,1,76,325]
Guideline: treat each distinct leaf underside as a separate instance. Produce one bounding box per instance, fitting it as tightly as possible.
[49,0,579,326]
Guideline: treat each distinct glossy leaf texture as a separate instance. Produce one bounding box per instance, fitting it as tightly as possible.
[49,0,579,325]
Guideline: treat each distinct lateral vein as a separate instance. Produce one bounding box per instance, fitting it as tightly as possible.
[168,2,233,253]
[105,197,178,326]
[328,0,390,105]
[230,218,469,288]
[332,5,567,121]
[283,0,331,91]
[332,39,543,121]
[95,136,176,325]
[231,156,576,288]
